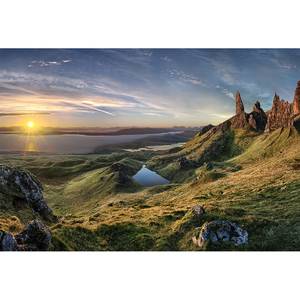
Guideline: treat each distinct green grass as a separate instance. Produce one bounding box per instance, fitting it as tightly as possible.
[1,127,300,250]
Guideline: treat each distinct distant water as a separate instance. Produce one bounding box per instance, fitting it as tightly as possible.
[124,142,184,152]
[0,133,176,155]
[133,165,169,187]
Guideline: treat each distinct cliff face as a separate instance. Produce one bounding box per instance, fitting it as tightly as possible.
[231,92,267,132]
[293,80,300,115]
[265,94,293,132]
[231,92,251,129]
[230,81,300,133]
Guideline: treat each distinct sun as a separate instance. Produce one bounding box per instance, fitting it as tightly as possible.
[26,121,35,129]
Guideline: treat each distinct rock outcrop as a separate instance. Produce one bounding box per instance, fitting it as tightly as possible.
[0,220,51,251]
[0,231,18,250]
[249,101,267,131]
[235,91,244,114]
[231,92,249,129]
[192,220,248,248]
[229,81,300,132]
[231,92,267,131]
[265,94,293,132]
[0,165,55,221]
[15,220,52,251]
[197,124,215,136]
[293,80,300,115]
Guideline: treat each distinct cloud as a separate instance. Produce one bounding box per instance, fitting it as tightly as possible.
[0,112,51,117]
[169,69,206,86]
[29,59,72,67]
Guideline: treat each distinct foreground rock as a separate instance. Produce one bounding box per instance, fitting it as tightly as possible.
[192,205,205,218]
[16,220,52,251]
[0,220,51,251]
[0,231,18,251]
[0,165,55,221]
[192,220,248,248]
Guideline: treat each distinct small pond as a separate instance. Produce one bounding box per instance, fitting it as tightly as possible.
[132,165,170,187]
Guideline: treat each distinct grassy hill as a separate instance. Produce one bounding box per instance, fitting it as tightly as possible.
[0,126,300,250]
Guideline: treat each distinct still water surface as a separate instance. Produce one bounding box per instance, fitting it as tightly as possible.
[133,165,170,187]
[0,133,174,154]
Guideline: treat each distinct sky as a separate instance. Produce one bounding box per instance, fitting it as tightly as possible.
[0,49,300,128]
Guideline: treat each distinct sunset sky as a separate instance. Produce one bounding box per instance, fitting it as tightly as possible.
[1,49,300,128]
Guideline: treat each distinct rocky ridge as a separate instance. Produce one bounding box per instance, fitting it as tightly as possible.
[0,165,56,221]
[230,81,300,133]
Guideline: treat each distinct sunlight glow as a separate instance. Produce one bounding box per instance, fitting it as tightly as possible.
[26,121,35,129]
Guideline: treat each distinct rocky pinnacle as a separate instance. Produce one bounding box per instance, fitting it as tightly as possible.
[293,80,300,115]
[235,91,244,115]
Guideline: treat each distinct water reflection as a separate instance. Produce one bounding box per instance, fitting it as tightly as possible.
[133,165,169,187]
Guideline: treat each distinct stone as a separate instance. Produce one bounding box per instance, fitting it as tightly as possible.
[0,165,55,221]
[0,231,18,251]
[15,220,52,251]
[178,157,193,169]
[192,205,205,218]
[192,220,248,248]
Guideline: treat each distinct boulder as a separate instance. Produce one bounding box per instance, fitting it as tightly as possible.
[192,205,205,218]
[178,157,194,169]
[0,165,55,221]
[15,220,51,251]
[192,220,248,248]
[0,220,51,251]
[0,231,18,251]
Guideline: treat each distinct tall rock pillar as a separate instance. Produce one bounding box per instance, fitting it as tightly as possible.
[293,80,300,115]
[235,91,244,115]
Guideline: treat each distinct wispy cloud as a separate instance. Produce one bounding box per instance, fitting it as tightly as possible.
[28,59,72,68]
[169,69,206,86]
[0,112,51,117]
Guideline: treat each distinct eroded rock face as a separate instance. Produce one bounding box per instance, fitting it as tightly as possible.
[248,101,267,131]
[235,91,244,115]
[192,220,248,248]
[265,94,293,132]
[231,93,267,131]
[293,80,300,115]
[231,92,248,129]
[16,220,51,251]
[0,165,55,221]
[0,220,51,251]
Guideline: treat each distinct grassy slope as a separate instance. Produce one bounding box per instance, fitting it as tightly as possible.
[0,127,300,250]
